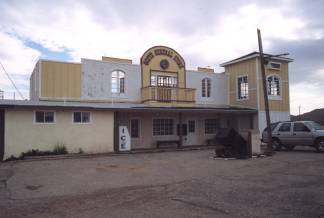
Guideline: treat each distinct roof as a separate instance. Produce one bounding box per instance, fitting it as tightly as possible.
[220,51,294,67]
[0,100,257,113]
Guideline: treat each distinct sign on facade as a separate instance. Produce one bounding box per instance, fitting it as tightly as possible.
[119,126,131,151]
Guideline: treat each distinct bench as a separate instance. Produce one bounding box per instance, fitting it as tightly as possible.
[156,140,181,148]
[206,138,219,146]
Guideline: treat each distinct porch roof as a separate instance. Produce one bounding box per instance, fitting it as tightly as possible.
[0,100,257,114]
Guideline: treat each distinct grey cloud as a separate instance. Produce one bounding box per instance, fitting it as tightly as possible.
[268,38,324,84]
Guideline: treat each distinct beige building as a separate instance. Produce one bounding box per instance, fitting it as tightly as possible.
[0,46,293,160]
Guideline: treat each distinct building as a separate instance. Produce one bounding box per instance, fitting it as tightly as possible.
[0,46,293,160]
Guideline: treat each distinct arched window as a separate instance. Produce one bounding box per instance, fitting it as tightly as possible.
[267,75,280,96]
[202,78,211,97]
[111,70,125,94]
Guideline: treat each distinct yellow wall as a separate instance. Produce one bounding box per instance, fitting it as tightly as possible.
[102,56,132,64]
[258,59,290,112]
[226,58,258,108]
[41,60,81,99]
[4,109,114,159]
[141,46,186,88]
[226,58,290,112]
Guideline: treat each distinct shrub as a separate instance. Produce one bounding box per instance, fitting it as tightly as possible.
[78,148,84,154]
[53,143,68,155]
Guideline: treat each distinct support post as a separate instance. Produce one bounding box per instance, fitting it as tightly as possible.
[114,111,119,152]
[179,112,183,147]
[257,29,273,154]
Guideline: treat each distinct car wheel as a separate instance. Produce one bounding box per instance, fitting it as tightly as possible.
[272,139,282,151]
[315,138,324,153]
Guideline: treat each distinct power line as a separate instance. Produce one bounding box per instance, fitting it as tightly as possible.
[0,60,25,100]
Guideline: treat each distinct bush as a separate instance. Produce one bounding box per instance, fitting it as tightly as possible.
[53,143,68,155]
[5,143,69,161]
[78,148,84,154]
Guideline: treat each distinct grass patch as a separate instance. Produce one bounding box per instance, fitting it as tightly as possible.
[5,143,68,161]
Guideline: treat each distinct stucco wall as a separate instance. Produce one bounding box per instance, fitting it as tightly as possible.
[186,71,228,105]
[81,58,142,102]
[4,109,114,159]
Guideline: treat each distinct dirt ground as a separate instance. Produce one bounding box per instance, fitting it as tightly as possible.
[0,148,324,218]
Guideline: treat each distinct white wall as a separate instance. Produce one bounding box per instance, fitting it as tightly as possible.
[81,60,229,105]
[81,58,142,102]
[4,109,114,159]
[258,111,290,133]
[186,70,228,105]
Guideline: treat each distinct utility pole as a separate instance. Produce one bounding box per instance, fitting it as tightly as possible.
[257,29,273,154]
[299,105,301,120]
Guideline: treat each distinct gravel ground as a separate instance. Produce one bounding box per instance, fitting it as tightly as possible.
[0,148,324,218]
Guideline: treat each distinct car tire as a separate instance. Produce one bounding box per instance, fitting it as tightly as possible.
[315,138,324,153]
[272,139,282,151]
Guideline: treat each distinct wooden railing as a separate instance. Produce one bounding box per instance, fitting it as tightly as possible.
[141,86,196,103]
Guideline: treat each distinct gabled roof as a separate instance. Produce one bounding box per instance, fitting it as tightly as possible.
[220,51,294,67]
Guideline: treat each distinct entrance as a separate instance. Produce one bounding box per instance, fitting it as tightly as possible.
[183,119,198,145]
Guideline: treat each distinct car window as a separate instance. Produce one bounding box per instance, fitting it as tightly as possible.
[306,121,322,130]
[278,123,291,132]
[293,123,310,132]
[263,123,279,132]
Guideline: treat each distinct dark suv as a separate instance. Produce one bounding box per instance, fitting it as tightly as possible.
[262,121,324,152]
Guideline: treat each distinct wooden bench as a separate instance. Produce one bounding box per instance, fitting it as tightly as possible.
[156,140,181,148]
[206,138,218,146]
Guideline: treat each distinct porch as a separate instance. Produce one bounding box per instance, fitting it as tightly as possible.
[115,106,258,150]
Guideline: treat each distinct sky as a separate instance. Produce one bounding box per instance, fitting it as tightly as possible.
[0,0,323,115]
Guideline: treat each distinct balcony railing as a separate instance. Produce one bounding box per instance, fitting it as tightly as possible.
[141,86,196,103]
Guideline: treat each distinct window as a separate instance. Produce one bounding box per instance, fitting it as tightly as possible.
[131,119,140,138]
[293,123,310,132]
[268,62,281,70]
[151,74,177,87]
[188,120,195,133]
[35,111,55,123]
[278,123,291,132]
[205,119,219,134]
[111,70,125,94]
[267,75,280,96]
[73,112,91,123]
[153,119,174,136]
[202,78,211,97]
[237,76,248,100]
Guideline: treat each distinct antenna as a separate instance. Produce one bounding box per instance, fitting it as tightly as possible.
[299,105,301,121]
[0,61,25,100]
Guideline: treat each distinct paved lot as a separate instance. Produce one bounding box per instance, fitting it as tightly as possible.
[0,148,324,218]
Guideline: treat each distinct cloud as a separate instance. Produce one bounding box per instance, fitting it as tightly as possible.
[0,32,40,99]
[0,0,323,112]
[290,79,324,115]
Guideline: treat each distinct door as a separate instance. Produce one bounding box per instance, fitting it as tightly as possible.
[185,119,198,146]
[275,122,293,145]
[0,110,4,161]
[292,122,313,145]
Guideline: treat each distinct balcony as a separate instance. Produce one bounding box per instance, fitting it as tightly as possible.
[141,86,196,103]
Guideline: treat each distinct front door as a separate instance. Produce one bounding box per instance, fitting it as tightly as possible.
[184,119,198,146]
[292,122,314,145]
